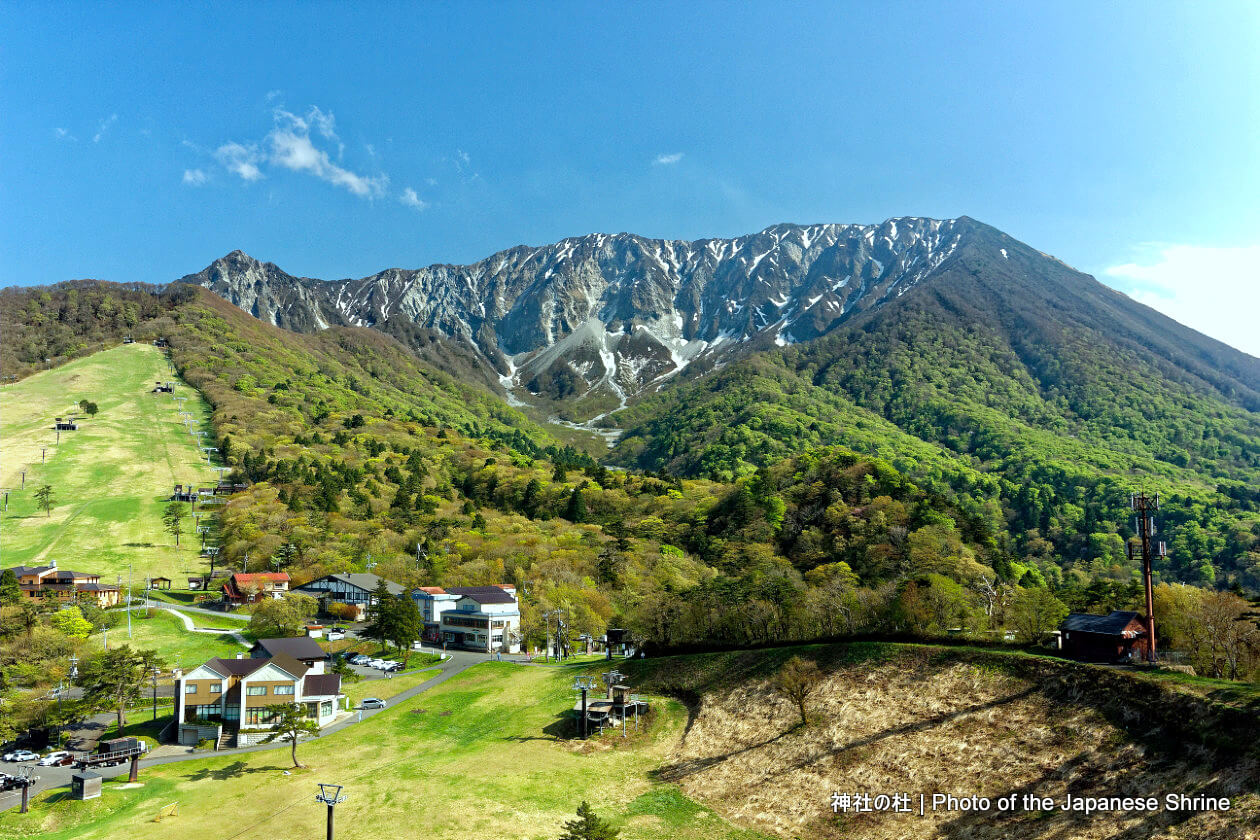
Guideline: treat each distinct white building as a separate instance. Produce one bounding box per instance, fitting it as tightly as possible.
[414,585,521,653]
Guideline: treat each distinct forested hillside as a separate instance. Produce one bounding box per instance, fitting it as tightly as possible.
[2,279,1257,666]
[611,231,1260,592]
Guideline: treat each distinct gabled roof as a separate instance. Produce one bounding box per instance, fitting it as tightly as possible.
[252,636,327,661]
[266,652,309,680]
[1060,611,1144,635]
[447,585,516,605]
[229,572,290,584]
[204,657,270,677]
[300,573,405,596]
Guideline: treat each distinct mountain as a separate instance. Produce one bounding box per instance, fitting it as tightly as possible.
[183,217,1014,420]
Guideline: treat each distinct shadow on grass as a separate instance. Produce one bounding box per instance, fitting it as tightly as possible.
[180,760,284,782]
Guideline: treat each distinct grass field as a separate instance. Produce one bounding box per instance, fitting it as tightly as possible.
[0,343,219,583]
[1,662,769,840]
[94,610,248,671]
[341,661,444,706]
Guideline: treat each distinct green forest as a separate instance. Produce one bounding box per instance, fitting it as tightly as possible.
[2,281,1257,681]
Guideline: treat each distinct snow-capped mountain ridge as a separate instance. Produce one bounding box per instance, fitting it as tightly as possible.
[183,217,997,417]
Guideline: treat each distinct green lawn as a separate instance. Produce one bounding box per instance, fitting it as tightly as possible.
[94,610,247,671]
[0,343,219,584]
[341,660,444,706]
[1,662,771,840]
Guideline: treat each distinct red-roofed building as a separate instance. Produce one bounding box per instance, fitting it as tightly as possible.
[222,572,290,606]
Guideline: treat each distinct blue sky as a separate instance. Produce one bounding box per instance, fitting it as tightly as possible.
[3,1,1258,354]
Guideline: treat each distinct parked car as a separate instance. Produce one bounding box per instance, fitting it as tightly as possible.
[348,654,370,666]
[3,750,38,763]
[326,631,345,641]
[360,698,386,709]
[367,658,388,669]
[384,661,404,672]
[37,751,72,766]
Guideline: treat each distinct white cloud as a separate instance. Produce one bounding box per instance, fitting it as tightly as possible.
[267,107,386,197]
[400,188,428,210]
[1103,243,1260,357]
[654,152,684,165]
[182,168,208,186]
[54,127,76,142]
[93,113,118,143]
[215,142,264,181]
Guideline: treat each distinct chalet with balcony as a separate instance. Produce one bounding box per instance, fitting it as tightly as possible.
[222,572,290,606]
[7,561,121,608]
[175,652,344,748]
[294,572,406,621]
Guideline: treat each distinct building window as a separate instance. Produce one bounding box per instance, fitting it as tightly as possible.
[246,686,267,696]
[209,682,222,693]
[274,685,294,695]
[185,683,198,694]
[321,700,333,717]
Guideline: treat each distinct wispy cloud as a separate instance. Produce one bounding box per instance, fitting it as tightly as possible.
[654,152,684,165]
[1103,243,1260,357]
[54,127,77,142]
[215,142,264,181]
[182,168,208,186]
[267,107,387,197]
[400,187,428,211]
[93,113,118,143]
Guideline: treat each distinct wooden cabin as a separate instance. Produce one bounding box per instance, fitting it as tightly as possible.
[149,576,173,590]
[1059,611,1150,662]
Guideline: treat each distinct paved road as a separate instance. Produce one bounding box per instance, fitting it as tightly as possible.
[0,650,491,811]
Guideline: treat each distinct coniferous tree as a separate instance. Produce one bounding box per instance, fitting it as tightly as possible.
[558,801,619,840]
[34,484,55,517]
[363,579,395,651]
[0,569,20,605]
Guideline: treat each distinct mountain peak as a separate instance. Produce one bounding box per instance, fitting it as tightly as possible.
[186,218,1005,421]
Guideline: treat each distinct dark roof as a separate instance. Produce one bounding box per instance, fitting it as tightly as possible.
[205,657,269,677]
[299,573,406,596]
[267,652,309,679]
[8,565,51,575]
[252,636,328,661]
[76,583,120,591]
[303,673,342,697]
[446,585,516,605]
[1060,611,1144,635]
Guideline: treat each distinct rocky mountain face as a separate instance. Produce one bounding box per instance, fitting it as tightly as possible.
[180,217,1102,421]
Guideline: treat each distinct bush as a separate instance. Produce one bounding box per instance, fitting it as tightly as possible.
[327,602,359,622]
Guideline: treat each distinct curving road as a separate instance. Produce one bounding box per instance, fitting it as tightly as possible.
[0,650,493,811]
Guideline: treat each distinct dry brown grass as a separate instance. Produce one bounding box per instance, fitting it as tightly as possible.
[658,658,1260,839]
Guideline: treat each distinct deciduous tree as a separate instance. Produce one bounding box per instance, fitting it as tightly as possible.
[775,655,824,727]
[259,702,321,768]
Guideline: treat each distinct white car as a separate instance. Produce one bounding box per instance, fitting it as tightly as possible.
[4,750,38,762]
[360,698,386,709]
[367,659,388,669]
[326,631,345,641]
[37,751,71,766]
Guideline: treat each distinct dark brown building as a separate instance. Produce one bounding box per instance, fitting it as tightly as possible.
[1060,610,1150,662]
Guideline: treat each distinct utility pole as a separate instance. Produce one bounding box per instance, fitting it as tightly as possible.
[127,562,133,639]
[152,667,161,720]
[41,446,47,464]
[544,610,552,663]
[1128,492,1164,665]
[20,468,25,488]
[315,783,347,840]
